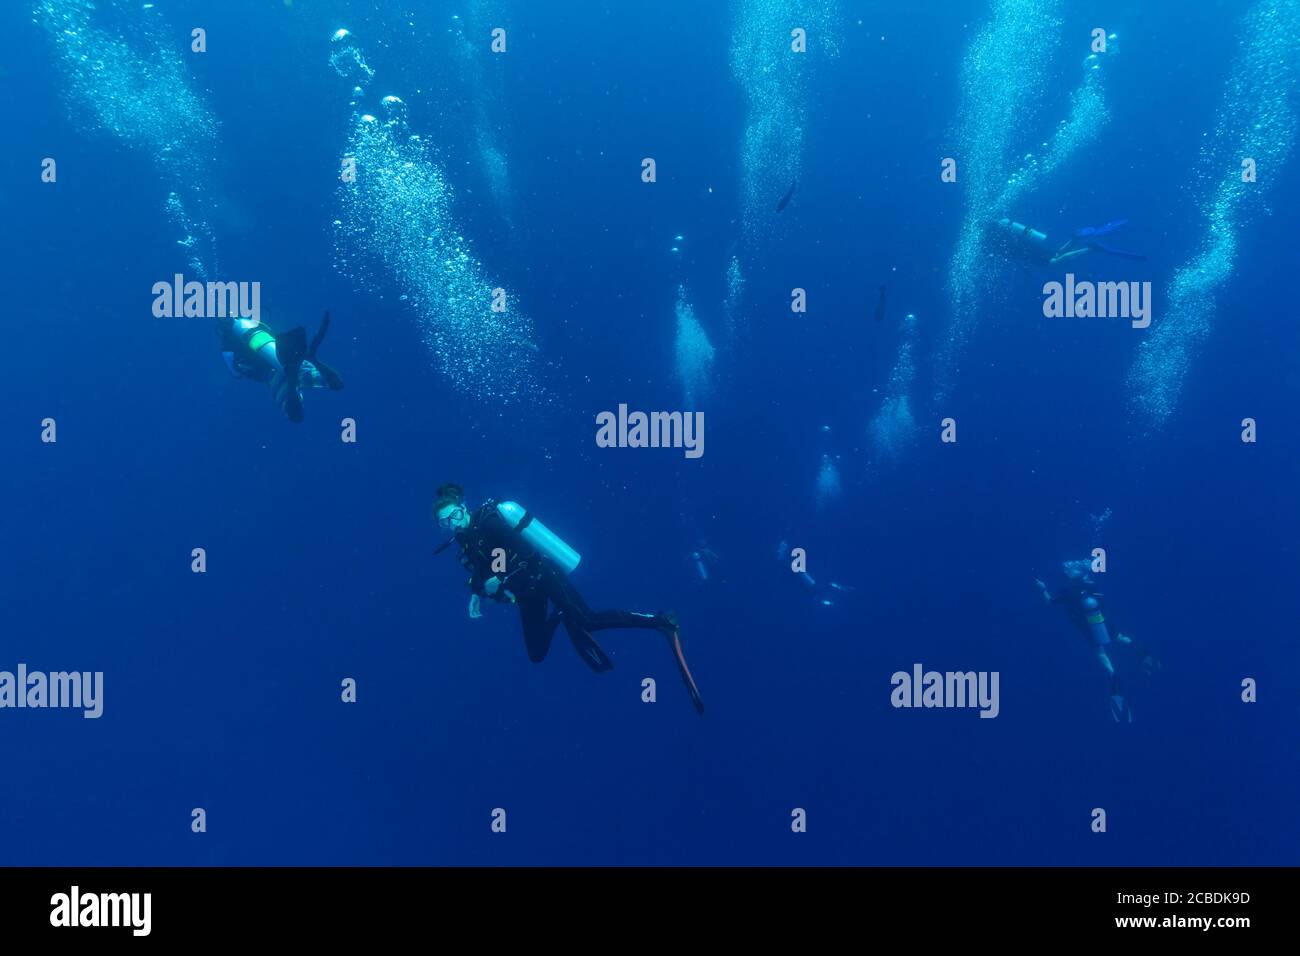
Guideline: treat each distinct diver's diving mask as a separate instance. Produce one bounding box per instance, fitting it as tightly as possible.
[437,503,468,530]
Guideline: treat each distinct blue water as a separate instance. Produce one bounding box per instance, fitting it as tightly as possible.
[5,0,1299,865]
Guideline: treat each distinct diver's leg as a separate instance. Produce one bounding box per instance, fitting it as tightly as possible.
[556,579,668,633]
[1097,647,1115,676]
[270,369,305,423]
[1049,246,1091,265]
[1108,673,1131,722]
[557,580,701,712]
[519,595,554,663]
[585,609,671,632]
[553,581,701,712]
[542,575,614,671]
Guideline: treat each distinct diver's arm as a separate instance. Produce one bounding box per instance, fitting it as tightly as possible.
[483,575,516,603]
[468,594,482,619]
[467,569,491,599]
[458,548,488,598]
[1035,579,1052,603]
[467,563,513,603]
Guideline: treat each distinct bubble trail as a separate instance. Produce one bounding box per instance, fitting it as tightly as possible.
[1127,0,1300,430]
[674,285,716,409]
[731,0,840,245]
[36,0,220,274]
[452,4,514,222]
[868,312,919,467]
[723,255,745,342]
[815,453,842,509]
[332,32,540,405]
[937,0,1113,401]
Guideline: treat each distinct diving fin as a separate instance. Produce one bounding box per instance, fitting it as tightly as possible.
[304,313,343,388]
[567,627,614,673]
[659,613,704,716]
[276,326,308,373]
[311,358,345,390]
[1091,241,1147,261]
[309,311,331,358]
[1108,694,1132,723]
[271,369,305,423]
[1108,676,1132,723]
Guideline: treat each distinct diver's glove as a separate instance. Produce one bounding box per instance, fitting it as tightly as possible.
[468,594,483,619]
[484,576,517,604]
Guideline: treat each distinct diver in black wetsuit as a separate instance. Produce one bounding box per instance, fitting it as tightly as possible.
[218,311,344,422]
[434,483,704,715]
[1036,559,1158,722]
[986,217,1145,267]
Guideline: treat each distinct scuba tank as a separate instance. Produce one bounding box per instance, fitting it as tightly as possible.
[1080,595,1111,645]
[994,217,1048,244]
[691,551,709,581]
[496,501,581,575]
[992,217,1051,257]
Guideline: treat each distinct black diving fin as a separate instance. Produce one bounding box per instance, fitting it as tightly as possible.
[1108,676,1133,723]
[659,613,704,716]
[1091,241,1147,261]
[312,358,345,390]
[307,312,344,389]
[309,311,331,358]
[567,627,614,673]
[276,326,308,373]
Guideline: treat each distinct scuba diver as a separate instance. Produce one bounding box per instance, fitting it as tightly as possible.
[988,217,1145,267]
[687,543,719,583]
[218,311,343,422]
[800,573,854,607]
[1036,559,1158,722]
[434,484,705,715]
[776,539,854,607]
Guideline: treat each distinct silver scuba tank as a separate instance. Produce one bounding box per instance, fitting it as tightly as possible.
[496,501,581,575]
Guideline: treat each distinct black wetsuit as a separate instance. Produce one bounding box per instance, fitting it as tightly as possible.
[454,500,667,671]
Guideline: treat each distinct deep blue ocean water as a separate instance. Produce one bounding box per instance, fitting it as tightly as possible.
[4,0,1299,865]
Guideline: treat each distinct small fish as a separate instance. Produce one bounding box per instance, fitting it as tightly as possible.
[775,179,797,212]
[873,285,887,322]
